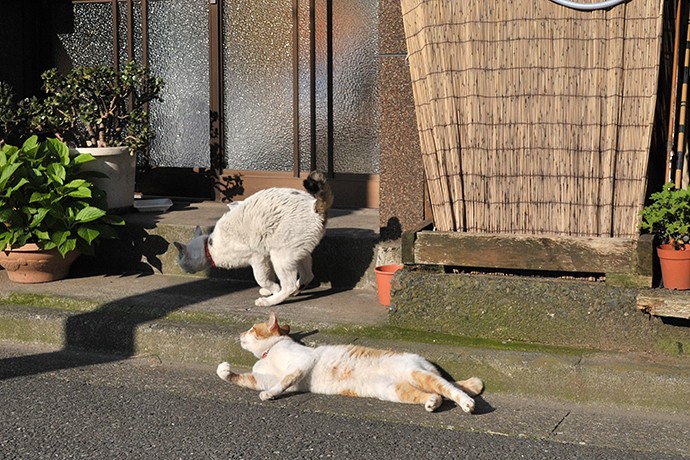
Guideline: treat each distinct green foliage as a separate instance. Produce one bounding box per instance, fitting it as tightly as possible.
[639,182,690,249]
[0,82,26,145]
[0,136,124,257]
[0,61,164,156]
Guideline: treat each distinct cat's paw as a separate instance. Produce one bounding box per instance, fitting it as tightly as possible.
[296,274,314,293]
[216,362,234,381]
[255,297,274,307]
[259,390,275,401]
[424,395,443,412]
[457,377,484,397]
[259,288,272,297]
[459,396,475,414]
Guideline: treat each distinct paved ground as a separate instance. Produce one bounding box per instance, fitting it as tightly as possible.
[1,341,688,459]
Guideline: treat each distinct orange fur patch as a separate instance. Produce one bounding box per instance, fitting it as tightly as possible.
[346,345,393,360]
[395,382,433,404]
[330,365,353,381]
[411,370,446,395]
[339,389,358,397]
[252,322,281,339]
[230,373,258,389]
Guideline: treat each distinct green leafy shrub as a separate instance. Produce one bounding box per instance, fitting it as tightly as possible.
[639,182,690,249]
[0,136,124,256]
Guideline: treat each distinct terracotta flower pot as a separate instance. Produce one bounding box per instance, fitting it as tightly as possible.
[0,244,80,283]
[657,244,690,290]
[374,264,403,306]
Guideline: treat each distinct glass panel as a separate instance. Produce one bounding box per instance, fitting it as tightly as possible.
[118,1,143,65]
[147,0,210,168]
[225,0,378,174]
[297,0,327,173]
[297,0,380,174]
[332,0,379,174]
[54,2,114,72]
[222,0,293,171]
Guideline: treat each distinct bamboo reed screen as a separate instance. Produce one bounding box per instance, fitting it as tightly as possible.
[401,0,665,237]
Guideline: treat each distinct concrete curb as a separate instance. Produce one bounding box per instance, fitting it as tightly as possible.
[1,276,688,415]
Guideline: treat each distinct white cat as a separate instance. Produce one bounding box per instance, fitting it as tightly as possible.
[173,171,333,307]
[217,313,484,413]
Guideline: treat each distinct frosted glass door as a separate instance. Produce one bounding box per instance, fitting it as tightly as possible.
[223,0,379,174]
[147,0,210,168]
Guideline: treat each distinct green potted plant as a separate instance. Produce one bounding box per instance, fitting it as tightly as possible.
[0,135,124,283]
[0,81,36,148]
[1,61,164,209]
[639,182,690,289]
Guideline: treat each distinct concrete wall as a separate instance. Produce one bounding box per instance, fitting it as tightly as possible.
[388,268,690,355]
[378,0,426,240]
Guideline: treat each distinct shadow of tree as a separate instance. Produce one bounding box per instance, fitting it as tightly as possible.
[72,218,169,276]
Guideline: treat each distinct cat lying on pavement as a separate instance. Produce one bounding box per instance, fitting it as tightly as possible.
[174,171,333,307]
[216,313,484,413]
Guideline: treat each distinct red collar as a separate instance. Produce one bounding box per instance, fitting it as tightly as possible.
[261,350,269,359]
[204,239,216,268]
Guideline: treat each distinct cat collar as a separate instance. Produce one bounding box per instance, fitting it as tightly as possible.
[204,239,216,268]
[260,350,269,359]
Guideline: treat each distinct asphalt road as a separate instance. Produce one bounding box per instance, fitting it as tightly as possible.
[0,342,687,460]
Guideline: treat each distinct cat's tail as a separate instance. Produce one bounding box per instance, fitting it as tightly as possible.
[303,170,334,219]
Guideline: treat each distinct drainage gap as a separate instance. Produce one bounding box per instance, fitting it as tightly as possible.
[551,411,571,434]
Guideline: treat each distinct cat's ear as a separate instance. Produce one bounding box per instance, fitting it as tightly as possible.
[173,241,186,255]
[267,312,278,329]
[194,225,204,237]
[268,313,290,335]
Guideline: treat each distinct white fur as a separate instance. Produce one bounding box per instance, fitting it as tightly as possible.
[217,314,484,413]
[174,188,326,307]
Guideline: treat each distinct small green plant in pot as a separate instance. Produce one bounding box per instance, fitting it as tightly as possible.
[0,136,125,282]
[1,61,164,209]
[36,61,164,154]
[640,182,690,289]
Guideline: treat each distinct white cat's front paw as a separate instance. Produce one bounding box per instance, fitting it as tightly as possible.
[259,390,275,401]
[259,288,272,296]
[216,362,232,381]
[255,297,274,307]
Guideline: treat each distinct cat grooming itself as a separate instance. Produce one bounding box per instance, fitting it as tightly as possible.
[174,171,333,307]
[217,313,484,413]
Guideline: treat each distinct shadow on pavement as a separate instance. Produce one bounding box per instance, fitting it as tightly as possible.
[0,277,249,380]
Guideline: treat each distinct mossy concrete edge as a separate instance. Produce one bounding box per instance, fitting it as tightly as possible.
[389,269,690,356]
[1,301,688,414]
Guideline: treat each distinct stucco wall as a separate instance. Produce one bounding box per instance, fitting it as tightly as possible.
[378,0,426,240]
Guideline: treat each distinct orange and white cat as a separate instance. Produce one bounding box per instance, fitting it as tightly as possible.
[216,313,484,413]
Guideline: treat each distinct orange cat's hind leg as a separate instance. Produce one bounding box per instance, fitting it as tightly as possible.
[395,382,443,412]
[455,377,484,397]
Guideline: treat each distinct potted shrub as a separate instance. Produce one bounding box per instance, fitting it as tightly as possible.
[1,61,164,209]
[639,182,690,289]
[0,135,124,283]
